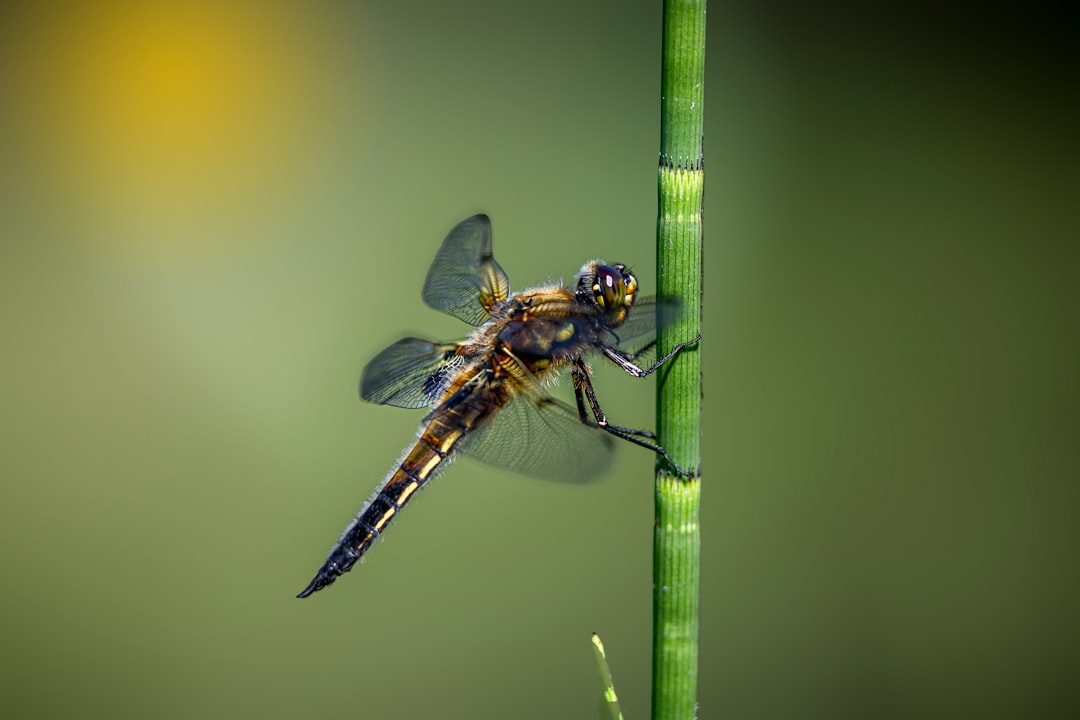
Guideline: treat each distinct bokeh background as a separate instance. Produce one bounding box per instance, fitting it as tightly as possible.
[1,1,1076,718]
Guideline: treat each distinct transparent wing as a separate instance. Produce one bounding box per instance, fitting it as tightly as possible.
[359,337,463,409]
[421,214,510,326]
[457,393,615,483]
[601,296,682,365]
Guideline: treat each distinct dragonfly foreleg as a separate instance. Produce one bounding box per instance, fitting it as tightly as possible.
[599,334,701,377]
[622,338,657,362]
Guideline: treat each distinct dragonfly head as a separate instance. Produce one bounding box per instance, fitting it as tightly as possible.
[576,261,638,327]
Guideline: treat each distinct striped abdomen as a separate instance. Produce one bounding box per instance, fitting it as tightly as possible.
[297,370,500,598]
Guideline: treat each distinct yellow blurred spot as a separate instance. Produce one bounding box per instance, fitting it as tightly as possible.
[82,6,253,160]
[5,0,355,253]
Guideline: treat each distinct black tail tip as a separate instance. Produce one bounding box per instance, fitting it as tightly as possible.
[297,576,327,598]
[296,566,341,598]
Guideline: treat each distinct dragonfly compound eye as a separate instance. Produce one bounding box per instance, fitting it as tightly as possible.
[615,264,637,308]
[591,265,627,311]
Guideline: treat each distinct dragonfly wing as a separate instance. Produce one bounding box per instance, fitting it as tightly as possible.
[456,393,615,482]
[422,214,511,326]
[360,337,464,409]
[603,295,682,365]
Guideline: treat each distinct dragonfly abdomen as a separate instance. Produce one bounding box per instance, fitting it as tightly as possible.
[297,377,498,598]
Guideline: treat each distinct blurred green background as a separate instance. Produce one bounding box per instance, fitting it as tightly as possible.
[1,1,1076,718]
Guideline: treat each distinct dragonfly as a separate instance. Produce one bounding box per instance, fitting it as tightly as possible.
[297,214,698,598]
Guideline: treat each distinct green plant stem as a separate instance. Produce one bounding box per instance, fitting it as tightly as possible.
[653,1,705,719]
[591,633,625,720]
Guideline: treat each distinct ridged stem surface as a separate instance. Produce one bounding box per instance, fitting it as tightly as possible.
[652,1,705,719]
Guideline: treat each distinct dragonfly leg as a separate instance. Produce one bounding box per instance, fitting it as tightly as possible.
[571,358,694,478]
[599,334,701,378]
[573,363,657,438]
[622,337,657,362]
